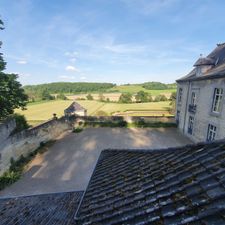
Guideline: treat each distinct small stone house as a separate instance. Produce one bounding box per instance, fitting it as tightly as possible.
[176,43,225,142]
[64,101,87,117]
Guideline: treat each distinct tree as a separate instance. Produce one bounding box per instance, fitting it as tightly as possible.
[135,91,149,103]
[99,93,105,102]
[86,93,94,100]
[41,89,54,100]
[119,93,132,103]
[169,91,177,114]
[154,94,168,102]
[0,19,28,119]
[57,92,67,100]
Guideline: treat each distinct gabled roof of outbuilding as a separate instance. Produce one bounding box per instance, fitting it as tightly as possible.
[64,101,86,113]
[75,141,225,225]
[0,191,83,225]
[177,43,225,82]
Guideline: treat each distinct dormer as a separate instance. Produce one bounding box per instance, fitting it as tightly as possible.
[194,54,215,76]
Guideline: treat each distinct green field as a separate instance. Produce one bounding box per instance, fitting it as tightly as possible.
[15,100,172,126]
[109,85,176,96]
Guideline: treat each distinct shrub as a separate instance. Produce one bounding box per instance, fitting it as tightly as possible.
[11,113,30,134]
[73,127,83,133]
[86,94,94,100]
[154,95,167,102]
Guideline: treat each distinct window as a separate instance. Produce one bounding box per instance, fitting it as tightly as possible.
[212,88,223,113]
[207,124,217,142]
[178,88,183,103]
[191,92,196,106]
[188,116,194,135]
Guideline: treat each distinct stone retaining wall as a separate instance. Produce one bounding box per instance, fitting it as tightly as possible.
[0,117,72,175]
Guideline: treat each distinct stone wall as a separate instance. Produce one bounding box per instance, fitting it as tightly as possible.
[177,78,225,142]
[0,117,73,175]
[75,115,175,124]
[0,118,16,143]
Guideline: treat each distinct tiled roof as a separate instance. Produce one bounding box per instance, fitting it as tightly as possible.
[0,191,83,225]
[75,141,225,225]
[177,43,225,82]
[193,57,215,66]
[65,101,86,113]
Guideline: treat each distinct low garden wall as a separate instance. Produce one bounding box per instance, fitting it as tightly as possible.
[0,117,73,175]
[75,115,176,127]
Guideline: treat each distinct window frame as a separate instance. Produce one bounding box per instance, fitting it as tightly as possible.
[191,92,196,106]
[211,88,223,114]
[188,115,194,135]
[207,124,217,142]
[178,88,183,104]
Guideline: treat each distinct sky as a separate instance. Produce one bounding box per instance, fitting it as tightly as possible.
[1,0,225,85]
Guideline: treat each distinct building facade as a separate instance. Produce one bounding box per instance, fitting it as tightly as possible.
[64,101,87,117]
[176,43,225,142]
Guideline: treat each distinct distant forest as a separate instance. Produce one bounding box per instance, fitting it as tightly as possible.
[24,81,176,94]
[24,82,116,94]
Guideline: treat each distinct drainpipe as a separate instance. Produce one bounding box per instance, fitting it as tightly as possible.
[183,81,191,134]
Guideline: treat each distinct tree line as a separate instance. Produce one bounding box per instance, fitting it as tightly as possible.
[142,82,176,90]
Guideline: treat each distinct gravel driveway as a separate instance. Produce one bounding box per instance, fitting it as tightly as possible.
[0,127,191,197]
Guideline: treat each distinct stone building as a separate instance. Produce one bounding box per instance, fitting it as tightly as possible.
[176,43,225,142]
[64,101,87,117]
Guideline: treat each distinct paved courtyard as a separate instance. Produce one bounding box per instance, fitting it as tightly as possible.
[0,127,191,197]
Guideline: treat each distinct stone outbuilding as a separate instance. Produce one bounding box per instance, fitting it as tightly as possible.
[176,43,225,142]
[64,101,87,117]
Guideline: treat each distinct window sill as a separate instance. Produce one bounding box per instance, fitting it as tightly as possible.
[210,111,221,117]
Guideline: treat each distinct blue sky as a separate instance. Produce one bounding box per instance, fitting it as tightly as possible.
[1,0,225,85]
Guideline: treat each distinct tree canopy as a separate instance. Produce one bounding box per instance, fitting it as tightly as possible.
[119,93,133,103]
[142,82,176,90]
[135,91,151,103]
[0,19,28,120]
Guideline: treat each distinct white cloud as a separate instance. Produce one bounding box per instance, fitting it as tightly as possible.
[17,60,27,64]
[65,65,79,72]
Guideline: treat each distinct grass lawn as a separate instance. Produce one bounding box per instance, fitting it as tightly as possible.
[89,101,171,116]
[109,85,176,96]
[15,100,172,126]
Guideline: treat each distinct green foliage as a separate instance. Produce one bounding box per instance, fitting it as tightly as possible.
[142,82,176,90]
[24,82,115,94]
[98,93,105,102]
[135,91,151,103]
[0,19,28,119]
[57,92,67,100]
[0,141,54,191]
[11,113,30,133]
[169,91,177,114]
[73,127,83,133]
[119,93,132,103]
[41,89,54,100]
[154,94,168,102]
[86,93,94,100]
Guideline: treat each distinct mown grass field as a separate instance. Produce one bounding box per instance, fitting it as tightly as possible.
[109,85,176,96]
[67,87,176,101]
[15,100,173,126]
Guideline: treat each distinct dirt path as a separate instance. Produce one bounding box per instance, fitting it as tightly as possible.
[0,128,191,197]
